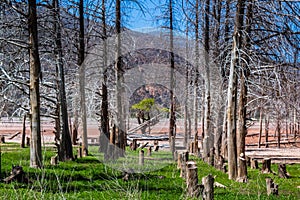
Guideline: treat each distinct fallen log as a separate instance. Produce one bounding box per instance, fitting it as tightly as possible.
[3,165,30,184]
[8,132,21,140]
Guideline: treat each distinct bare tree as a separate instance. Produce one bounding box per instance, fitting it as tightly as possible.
[28,0,42,168]
[78,0,88,156]
[53,0,73,161]
[227,0,245,180]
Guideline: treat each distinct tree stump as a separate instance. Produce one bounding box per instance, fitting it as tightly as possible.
[246,156,251,167]
[1,136,5,143]
[261,158,272,173]
[202,174,214,200]
[250,158,258,169]
[266,178,278,196]
[186,161,201,198]
[26,137,30,146]
[131,139,137,150]
[139,150,144,166]
[153,140,159,151]
[278,164,289,178]
[179,151,189,179]
[77,146,82,158]
[51,154,58,165]
[147,146,152,157]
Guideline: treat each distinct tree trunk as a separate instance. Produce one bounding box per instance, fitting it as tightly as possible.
[237,74,247,182]
[193,0,200,146]
[203,0,213,166]
[21,114,26,148]
[168,0,176,152]
[99,0,110,159]
[114,0,126,158]
[28,0,42,169]
[277,120,281,148]
[258,108,263,148]
[79,0,88,157]
[184,22,190,148]
[265,114,269,148]
[226,0,245,180]
[53,0,73,161]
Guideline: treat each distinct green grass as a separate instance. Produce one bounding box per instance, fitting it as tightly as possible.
[0,143,299,199]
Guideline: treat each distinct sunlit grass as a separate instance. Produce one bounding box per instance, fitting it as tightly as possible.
[0,143,299,199]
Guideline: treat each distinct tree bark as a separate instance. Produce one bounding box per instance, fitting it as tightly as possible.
[99,0,110,159]
[227,0,245,180]
[168,0,176,152]
[53,0,73,161]
[186,161,201,198]
[28,0,42,168]
[203,0,213,166]
[78,0,88,157]
[21,114,26,148]
[202,174,214,200]
[115,0,125,158]
[265,114,269,148]
[258,108,263,148]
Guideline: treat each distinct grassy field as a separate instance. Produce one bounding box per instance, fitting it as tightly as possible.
[0,143,299,199]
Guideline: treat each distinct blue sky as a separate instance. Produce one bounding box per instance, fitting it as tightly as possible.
[126,0,160,30]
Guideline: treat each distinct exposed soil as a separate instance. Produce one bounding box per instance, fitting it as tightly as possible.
[1,118,299,163]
